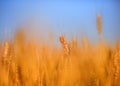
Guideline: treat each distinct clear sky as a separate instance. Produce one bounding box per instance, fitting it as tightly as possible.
[0,1,120,45]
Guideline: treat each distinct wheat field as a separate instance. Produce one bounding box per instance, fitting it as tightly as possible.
[0,15,120,86]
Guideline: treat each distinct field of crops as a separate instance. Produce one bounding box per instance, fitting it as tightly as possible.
[0,15,120,86]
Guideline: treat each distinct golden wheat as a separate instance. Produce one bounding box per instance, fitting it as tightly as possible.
[59,36,70,56]
[97,14,102,36]
[0,15,120,86]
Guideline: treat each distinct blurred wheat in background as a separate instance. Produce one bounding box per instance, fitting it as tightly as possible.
[0,15,120,86]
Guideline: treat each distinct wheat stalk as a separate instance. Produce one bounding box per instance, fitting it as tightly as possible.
[97,14,102,36]
[59,36,70,56]
[112,43,120,85]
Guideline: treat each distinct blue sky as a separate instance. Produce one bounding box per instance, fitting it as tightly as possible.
[0,1,120,44]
